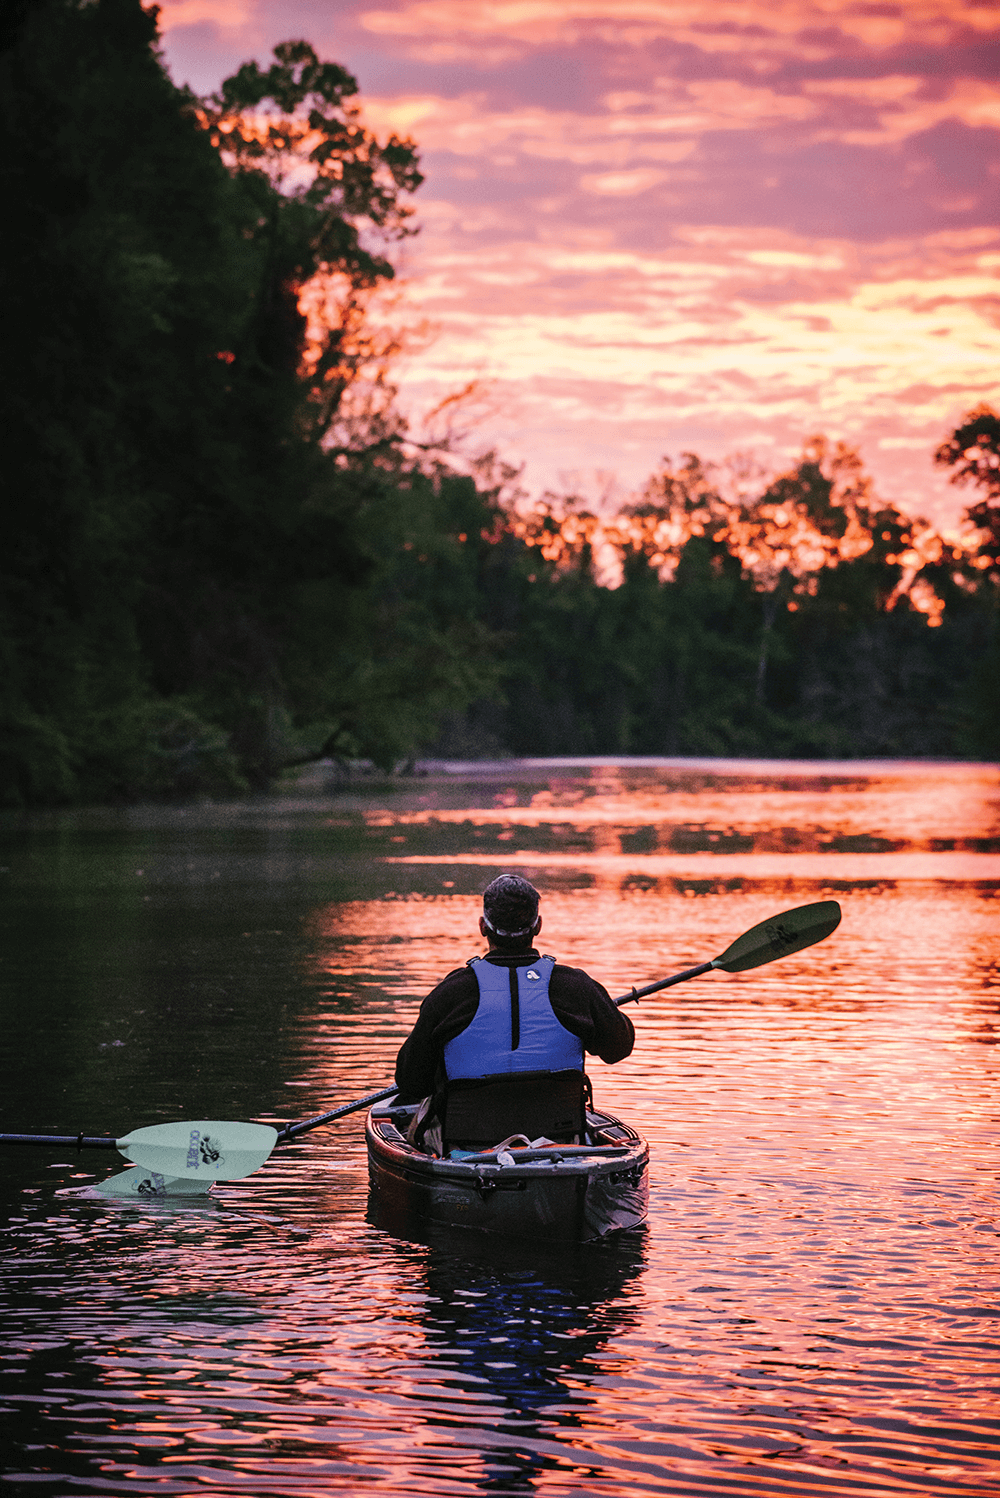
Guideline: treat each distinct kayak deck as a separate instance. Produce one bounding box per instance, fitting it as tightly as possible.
[366,1099,648,1242]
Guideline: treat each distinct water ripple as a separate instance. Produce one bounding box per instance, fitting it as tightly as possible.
[2,761,999,1495]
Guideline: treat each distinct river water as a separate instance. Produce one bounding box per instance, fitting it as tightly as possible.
[1,758,998,1497]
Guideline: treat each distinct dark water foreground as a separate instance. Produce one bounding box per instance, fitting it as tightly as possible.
[1,758,998,1497]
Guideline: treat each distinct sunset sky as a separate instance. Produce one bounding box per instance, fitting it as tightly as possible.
[158,0,1000,527]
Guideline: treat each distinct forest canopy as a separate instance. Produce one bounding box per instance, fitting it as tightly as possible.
[1,0,997,807]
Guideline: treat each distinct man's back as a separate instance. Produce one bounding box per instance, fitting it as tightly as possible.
[395,946,634,1101]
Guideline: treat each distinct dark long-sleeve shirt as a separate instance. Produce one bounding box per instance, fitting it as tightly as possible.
[394,949,635,1102]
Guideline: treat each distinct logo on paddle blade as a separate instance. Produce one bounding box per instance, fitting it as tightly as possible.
[186,1129,223,1170]
[137,1172,166,1196]
[766,921,799,951]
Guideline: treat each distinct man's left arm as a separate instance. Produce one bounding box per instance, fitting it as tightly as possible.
[551,966,635,1063]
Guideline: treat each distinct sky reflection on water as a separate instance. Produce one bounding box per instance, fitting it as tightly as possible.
[1,760,998,1496]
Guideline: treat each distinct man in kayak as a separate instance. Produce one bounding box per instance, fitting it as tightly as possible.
[394,874,634,1153]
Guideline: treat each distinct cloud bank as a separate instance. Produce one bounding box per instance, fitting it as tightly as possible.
[160,0,1000,524]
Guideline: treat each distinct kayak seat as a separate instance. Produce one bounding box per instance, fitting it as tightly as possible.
[440,1069,587,1153]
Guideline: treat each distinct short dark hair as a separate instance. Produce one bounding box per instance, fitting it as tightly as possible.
[482,875,540,944]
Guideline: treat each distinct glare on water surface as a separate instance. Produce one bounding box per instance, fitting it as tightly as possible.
[1,759,998,1496]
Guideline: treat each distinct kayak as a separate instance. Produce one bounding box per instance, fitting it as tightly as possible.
[365,1097,648,1242]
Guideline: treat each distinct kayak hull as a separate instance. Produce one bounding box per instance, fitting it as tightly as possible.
[366,1101,648,1242]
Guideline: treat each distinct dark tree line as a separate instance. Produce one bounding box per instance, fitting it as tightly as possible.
[1,0,499,802]
[434,435,998,763]
[1,0,997,807]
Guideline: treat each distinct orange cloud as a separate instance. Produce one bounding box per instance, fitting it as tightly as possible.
[362,70,996,187]
[390,214,1000,524]
[359,0,999,60]
[581,168,667,195]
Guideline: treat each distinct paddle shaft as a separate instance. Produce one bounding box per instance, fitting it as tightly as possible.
[0,1133,119,1149]
[614,961,713,1006]
[277,1085,399,1141]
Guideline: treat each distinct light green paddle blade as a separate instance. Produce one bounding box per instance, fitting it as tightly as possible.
[116,1120,277,1180]
[94,1167,213,1198]
[712,900,842,974]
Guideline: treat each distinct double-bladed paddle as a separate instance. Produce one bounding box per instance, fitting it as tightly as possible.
[1,899,841,1184]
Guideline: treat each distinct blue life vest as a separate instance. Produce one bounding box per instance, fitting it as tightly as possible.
[443,956,584,1080]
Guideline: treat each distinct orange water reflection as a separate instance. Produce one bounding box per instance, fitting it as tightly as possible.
[303,760,999,1165]
[2,760,998,1496]
[286,762,1000,1491]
